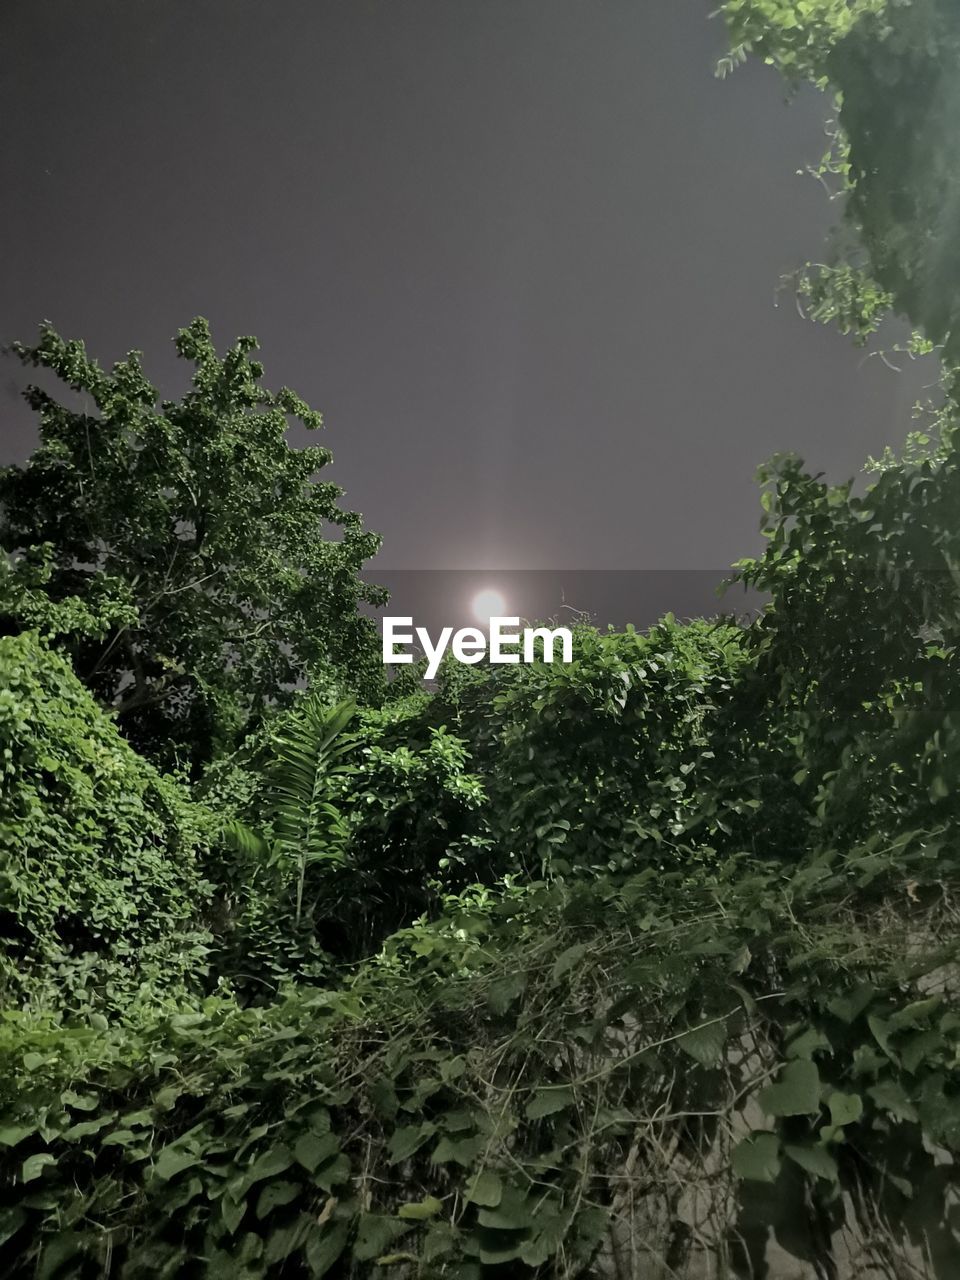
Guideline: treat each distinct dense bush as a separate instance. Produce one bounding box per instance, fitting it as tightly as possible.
[202,619,748,971]
[439,617,750,876]
[0,632,215,1015]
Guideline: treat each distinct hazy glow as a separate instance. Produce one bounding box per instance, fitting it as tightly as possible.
[471,588,506,625]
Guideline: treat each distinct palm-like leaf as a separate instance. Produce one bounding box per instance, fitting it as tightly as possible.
[269,695,355,923]
[221,695,356,925]
[221,817,270,861]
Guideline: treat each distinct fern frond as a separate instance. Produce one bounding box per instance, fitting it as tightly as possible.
[221,817,271,861]
[267,695,356,923]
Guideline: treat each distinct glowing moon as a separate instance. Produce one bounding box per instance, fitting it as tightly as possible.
[471,588,506,625]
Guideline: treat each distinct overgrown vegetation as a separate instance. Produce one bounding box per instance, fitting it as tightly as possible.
[0,319,384,772]
[2,1,960,1275]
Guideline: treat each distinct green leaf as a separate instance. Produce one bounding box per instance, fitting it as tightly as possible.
[257,1180,300,1218]
[314,1154,351,1192]
[828,984,875,1025]
[786,1027,830,1060]
[477,1186,535,1230]
[264,1214,311,1264]
[517,1198,566,1267]
[61,1090,99,1112]
[466,1170,503,1207]
[525,1087,574,1120]
[368,1077,399,1120]
[221,1192,246,1235]
[353,1214,411,1261]
[397,1195,443,1220]
[784,1143,838,1181]
[0,1207,26,1249]
[432,1134,485,1165]
[295,1131,339,1174]
[473,1228,530,1265]
[36,1233,83,1280]
[442,1108,482,1133]
[154,1146,200,1181]
[827,1091,863,1128]
[21,1153,55,1183]
[388,1122,436,1164]
[868,1079,918,1122]
[0,1125,34,1148]
[243,1145,294,1188]
[868,1014,896,1060]
[759,1059,821,1117]
[901,1028,943,1074]
[677,1017,726,1066]
[101,1129,137,1147]
[440,1055,467,1082]
[422,1221,458,1264]
[732,1133,781,1183]
[306,1223,350,1277]
[889,995,941,1032]
[121,1109,155,1129]
[170,1012,207,1030]
[63,1114,115,1141]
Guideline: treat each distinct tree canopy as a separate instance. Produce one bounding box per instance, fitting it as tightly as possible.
[0,319,384,770]
[722,0,960,369]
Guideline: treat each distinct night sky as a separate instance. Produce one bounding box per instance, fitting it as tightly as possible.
[0,0,934,627]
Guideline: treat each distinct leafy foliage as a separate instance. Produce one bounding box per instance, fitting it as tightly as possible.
[213,695,491,975]
[8,443,959,1273]
[215,697,357,996]
[5,4,960,1273]
[0,319,384,770]
[720,0,886,82]
[0,633,214,1015]
[442,617,750,877]
[211,619,749,970]
[729,445,960,859]
[224,696,356,927]
[830,0,960,361]
[2,835,959,1277]
[720,0,960,375]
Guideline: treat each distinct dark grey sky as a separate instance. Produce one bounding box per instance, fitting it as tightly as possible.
[0,0,933,575]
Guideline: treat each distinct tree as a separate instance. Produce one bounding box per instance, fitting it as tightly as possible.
[720,0,960,371]
[0,318,385,770]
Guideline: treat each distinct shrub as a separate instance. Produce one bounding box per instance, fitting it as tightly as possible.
[0,633,215,1014]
